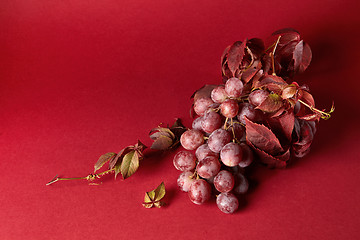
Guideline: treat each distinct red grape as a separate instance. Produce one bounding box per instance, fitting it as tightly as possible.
[195,143,219,161]
[196,156,221,179]
[180,129,204,150]
[248,89,269,107]
[173,150,197,171]
[233,173,249,194]
[238,143,253,167]
[211,85,228,103]
[220,99,239,118]
[237,102,259,124]
[192,117,204,131]
[188,179,212,205]
[177,171,195,192]
[193,97,214,116]
[207,128,232,153]
[201,111,222,133]
[213,170,235,193]
[220,142,243,167]
[225,77,243,98]
[216,192,239,214]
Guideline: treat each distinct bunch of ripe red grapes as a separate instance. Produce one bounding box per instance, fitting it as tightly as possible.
[172,29,333,214]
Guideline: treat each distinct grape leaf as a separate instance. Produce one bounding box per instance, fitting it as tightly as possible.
[293,40,312,74]
[293,40,304,73]
[143,182,166,208]
[191,84,217,102]
[282,84,297,99]
[299,42,312,73]
[267,110,295,141]
[94,152,117,173]
[256,93,284,113]
[149,118,186,150]
[254,75,287,94]
[109,146,133,170]
[245,117,284,155]
[150,135,173,150]
[119,151,139,179]
[246,139,288,168]
[110,140,146,179]
[247,38,265,58]
[227,40,247,77]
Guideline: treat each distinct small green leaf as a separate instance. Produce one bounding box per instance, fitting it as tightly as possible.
[154,182,166,201]
[120,151,139,179]
[94,152,117,173]
[143,182,166,208]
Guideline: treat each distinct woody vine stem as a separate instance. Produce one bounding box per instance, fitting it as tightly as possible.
[46,168,115,185]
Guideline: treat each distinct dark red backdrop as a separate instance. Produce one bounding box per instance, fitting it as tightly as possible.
[1,0,360,239]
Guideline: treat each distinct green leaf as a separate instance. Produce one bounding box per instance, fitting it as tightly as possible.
[94,152,117,173]
[143,182,166,208]
[154,182,166,201]
[120,151,139,179]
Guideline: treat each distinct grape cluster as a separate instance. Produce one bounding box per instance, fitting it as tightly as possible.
[174,78,253,214]
[173,28,333,214]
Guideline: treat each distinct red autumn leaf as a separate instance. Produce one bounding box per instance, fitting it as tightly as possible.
[282,84,297,99]
[272,28,300,48]
[246,139,288,168]
[241,61,263,83]
[247,38,265,58]
[267,110,295,141]
[221,45,230,67]
[299,90,315,107]
[227,40,247,77]
[254,75,287,93]
[191,84,217,102]
[299,42,312,73]
[293,40,304,72]
[256,93,284,113]
[245,117,284,155]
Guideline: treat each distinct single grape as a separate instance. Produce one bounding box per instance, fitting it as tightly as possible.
[177,171,195,192]
[220,142,243,167]
[248,89,269,107]
[233,173,249,194]
[201,111,223,133]
[193,97,214,116]
[237,102,259,125]
[188,179,212,205]
[213,170,235,193]
[180,129,204,150]
[238,143,253,167]
[195,144,219,161]
[192,116,204,131]
[293,101,301,115]
[173,151,197,171]
[211,85,228,103]
[207,128,232,153]
[225,77,243,98]
[220,99,239,118]
[216,192,239,214]
[196,156,221,179]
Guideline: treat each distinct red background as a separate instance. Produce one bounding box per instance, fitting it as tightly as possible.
[1,0,360,239]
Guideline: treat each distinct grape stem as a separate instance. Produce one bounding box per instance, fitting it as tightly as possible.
[297,99,334,120]
[46,168,115,186]
[269,36,281,76]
